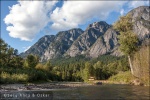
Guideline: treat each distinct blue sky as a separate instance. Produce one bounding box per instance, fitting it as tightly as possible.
[1,0,149,53]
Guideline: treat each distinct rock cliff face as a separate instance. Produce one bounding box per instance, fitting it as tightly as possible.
[128,6,150,40]
[41,28,83,61]
[65,21,111,57]
[89,27,122,58]
[21,6,149,62]
[20,35,55,58]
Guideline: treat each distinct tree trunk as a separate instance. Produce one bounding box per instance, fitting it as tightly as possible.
[128,55,134,75]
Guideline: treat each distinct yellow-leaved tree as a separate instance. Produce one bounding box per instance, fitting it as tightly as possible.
[114,15,139,75]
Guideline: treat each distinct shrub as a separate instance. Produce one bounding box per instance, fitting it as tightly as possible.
[35,63,44,70]
[11,74,29,82]
[0,72,29,83]
[109,71,134,84]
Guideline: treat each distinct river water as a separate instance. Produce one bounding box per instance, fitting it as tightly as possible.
[1,84,149,100]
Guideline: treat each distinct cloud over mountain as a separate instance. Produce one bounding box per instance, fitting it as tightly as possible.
[50,1,127,31]
[4,1,57,41]
[128,1,149,8]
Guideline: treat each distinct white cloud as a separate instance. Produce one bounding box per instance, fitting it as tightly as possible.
[128,1,149,8]
[50,1,127,31]
[120,9,125,16]
[119,1,149,18]
[23,46,31,52]
[4,1,148,41]
[4,1,57,41]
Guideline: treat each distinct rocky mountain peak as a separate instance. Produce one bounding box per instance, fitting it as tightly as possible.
[65,21,111,57]
[128,6,150,40]
[128,6,149,21]
[20,35,55,58]
[87,21,111,33]
[89,21,109,28]
[55,28,83,42]
[41,28,83,61]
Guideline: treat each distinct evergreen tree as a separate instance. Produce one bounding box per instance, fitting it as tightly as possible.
[83,62,94,81]
[25,54,39,68]
[0,39,8,66]
[43,60,53,71]
[0,39,23,67]
[93,61,103,80]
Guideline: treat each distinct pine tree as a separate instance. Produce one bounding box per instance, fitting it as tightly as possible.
[25,54,39,68]
[44,60,53,71]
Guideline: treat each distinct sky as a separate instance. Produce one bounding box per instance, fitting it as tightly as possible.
[0,0,149,53]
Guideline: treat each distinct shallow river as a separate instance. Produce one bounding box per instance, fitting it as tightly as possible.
[1,84,149,100]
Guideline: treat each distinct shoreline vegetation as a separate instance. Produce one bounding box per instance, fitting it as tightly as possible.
[1,70,148,92]
[1,70,149,92]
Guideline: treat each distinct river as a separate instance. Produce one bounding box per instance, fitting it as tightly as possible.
[1,84,149,100]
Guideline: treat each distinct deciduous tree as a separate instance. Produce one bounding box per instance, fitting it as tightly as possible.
[114,15,139,75]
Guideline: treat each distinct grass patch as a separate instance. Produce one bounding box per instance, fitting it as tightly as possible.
[108,71,134,84]
[0,72,29,83]
[0,66,58,84]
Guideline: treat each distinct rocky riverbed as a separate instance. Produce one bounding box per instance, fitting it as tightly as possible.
[0,82,93,92]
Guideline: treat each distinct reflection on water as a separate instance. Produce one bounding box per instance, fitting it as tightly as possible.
[1,84,149,100]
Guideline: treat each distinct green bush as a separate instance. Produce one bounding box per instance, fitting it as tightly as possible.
[109,71,134,84]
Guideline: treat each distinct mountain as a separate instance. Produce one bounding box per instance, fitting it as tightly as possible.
[21,6,150,62]
[88,27,121,58]
[128,6,150,41]
[41,28,83,61]
[65,21,111,57]
[20,35,55,58]
[88,6,150,58]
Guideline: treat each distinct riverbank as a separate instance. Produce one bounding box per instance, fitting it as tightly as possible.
[1,79,149,92]
[108,71,149,86]
[0,82,93,92]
